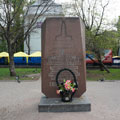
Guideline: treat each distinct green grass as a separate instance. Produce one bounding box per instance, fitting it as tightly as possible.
[0,68,41,80]
[0,68,120,81]
[87,68,120,81]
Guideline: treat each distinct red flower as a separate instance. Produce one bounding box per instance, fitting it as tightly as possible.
[72,88,75,92]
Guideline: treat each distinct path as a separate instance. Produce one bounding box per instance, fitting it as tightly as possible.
[0,79,120,120]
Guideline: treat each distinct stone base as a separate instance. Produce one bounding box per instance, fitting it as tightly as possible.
[38,95,91,112]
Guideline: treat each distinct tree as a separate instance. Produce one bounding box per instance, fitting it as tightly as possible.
[0,39,7,52]
[0,0,54,76]
[12,0,25,52]
[63,0,117,72]
[0,29,7,51]
[116,16,120,55]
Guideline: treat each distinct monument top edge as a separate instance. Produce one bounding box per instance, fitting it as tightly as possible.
[45,17,81,20]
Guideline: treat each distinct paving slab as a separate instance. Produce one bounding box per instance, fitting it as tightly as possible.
[0,79,120,120]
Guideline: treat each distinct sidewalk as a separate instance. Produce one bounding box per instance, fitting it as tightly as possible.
[0,79,120,120]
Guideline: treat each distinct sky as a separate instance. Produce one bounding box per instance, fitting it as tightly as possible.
[55,0,120,23]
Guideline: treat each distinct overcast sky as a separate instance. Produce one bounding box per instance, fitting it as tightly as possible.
[55,0,120,23]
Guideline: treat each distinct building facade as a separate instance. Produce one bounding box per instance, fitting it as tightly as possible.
[24,0,63,54]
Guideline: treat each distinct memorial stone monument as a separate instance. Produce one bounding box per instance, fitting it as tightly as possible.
[38,17,91,112]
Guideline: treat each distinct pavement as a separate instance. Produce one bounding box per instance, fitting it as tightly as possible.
[0,79,120,120]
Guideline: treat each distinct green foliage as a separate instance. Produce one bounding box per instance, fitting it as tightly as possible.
[86,29,118,57]
[0,40,7,52]
[11,0,25,52]
[101,30,118,55]
[116,16,120,33]
[115,16,120,55]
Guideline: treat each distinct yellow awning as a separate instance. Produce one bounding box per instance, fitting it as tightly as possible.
[14,52,28,57]
[0,52,9,57]
[29,51,41,57]
[113,56,120,58]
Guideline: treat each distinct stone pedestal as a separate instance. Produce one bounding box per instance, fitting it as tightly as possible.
[38,95,91,112]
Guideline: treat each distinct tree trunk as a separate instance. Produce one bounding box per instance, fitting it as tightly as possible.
[27,34,31,55]
[86,54,97,63]
[28,46,30,55]
[8,45,16,76]
[87,54,110,73]
[98,60,105,71]
[98,60,110,73]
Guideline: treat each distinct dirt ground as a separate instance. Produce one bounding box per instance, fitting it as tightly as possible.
[0,79,120,120]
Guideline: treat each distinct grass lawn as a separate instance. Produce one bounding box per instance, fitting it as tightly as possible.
[87,68,120,81]
[0,68,41,80]
[0,68,120,81]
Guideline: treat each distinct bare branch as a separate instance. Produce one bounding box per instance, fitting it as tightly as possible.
[74,0,89,29]
[95,0,109,36]
[12,0,55,45]
[90,0,98,30]
[9,0,23,24]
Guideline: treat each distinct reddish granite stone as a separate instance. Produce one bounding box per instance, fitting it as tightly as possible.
[41,17,86,98]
